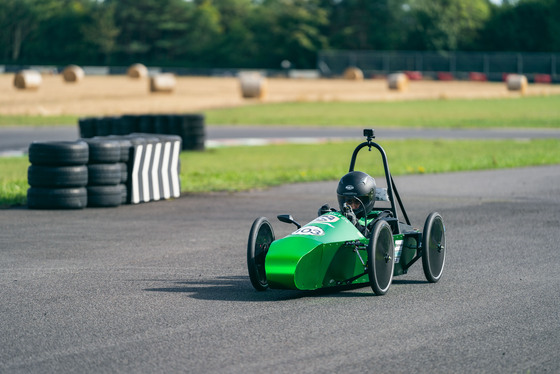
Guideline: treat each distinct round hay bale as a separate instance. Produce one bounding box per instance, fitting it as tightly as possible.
[127,63,148,79]
[62,65,84,83]
[506,74,528,94]
[387,73,408,92]
[239,72,267,99]
[343,67,364,81]
[150,73,176,93]
[14,70,42,90]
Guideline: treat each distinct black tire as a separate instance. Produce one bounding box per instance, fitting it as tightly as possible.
[367,220,395,295]
[247,217,275,291]
[118,183,128,204]
[28,165,88,188]
[178,114,205,151]
[87,163,122,186]
[87,185,122,207]
[28,141,89,166]
[81,138,121,163]
[422,212,446,283]
[95,117,112,136]
[101,136,133,162]
[116,139,132,162]
[120,115,140,136]
[138,115,156,133]
[118,162,128,183]
[78,117,96,138]
[27,187,87,209]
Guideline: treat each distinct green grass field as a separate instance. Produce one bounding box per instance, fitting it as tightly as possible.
[1,95,559,128]
[179,139,560,192]
[3,138,558,207]
[205,96,560,128]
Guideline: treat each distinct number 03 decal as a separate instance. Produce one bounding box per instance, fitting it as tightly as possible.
[292,226,325,236]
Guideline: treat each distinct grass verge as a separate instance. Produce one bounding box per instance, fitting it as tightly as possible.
[2,138,559,207]
[0,115,79,126]
[179,139,560,193]
[205,95,560,128]
[0,157,30,207]
[1,95,559,128]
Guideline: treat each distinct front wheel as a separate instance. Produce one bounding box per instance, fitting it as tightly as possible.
[247,217,275,291]
[421,212,446,283]
[367,220,395,295]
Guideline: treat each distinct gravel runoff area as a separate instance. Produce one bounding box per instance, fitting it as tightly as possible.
[1,165,559,373]
[2,74,560,116]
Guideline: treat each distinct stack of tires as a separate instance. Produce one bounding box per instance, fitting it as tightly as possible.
[27,134,180,209]
[78,114,204,151]
[27,141,89,209]
[82,138,129,208]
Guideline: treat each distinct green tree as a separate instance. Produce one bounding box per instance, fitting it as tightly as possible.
[109,0,192,65]
[404,0,491,51]
[81,2,120,64]
[17,0,96,65]
[0,0,59,62]
[212,0,258,67]
[251,0,329,68]
[479,0,560,52]
[178,0,223,65]
[323,0,407,50]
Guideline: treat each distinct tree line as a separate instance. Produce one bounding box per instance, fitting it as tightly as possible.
[1,0,559,70]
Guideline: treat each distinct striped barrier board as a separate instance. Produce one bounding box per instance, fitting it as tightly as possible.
[126,134,181,204]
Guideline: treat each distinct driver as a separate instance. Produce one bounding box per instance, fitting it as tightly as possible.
[318,171,377,234]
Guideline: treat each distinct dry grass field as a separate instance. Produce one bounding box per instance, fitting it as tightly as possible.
[2,73,560,116]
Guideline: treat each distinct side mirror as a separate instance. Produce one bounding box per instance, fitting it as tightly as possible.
[277,214,301,229]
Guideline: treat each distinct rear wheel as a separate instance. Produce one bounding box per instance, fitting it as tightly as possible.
[367,220,394,295]
[422,212,446,283]
[247,217,275,291]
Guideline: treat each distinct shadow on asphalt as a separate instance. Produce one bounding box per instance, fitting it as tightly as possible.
[144,275,428,302]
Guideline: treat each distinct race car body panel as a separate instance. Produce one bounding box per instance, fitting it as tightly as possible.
[265,212,369,290]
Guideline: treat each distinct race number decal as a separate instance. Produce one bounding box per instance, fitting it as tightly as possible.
[312,214,340,224]
[292,226,325,236]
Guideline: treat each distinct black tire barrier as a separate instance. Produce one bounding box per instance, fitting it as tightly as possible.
[28,140,89,166]
[28,165,88,188]
[27,141,90,209]
[78,114,204,151]
[87,185,122,207]
[26,134,181,209]
[27,187,88,209]
[81,138,122,163]
[87,163,122,186]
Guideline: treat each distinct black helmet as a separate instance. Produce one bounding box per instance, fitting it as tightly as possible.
[337,171,376,218]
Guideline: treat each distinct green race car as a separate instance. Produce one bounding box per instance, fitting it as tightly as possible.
[247,129,446,295]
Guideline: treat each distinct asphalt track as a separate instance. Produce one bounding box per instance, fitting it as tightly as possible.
[2,125,560,155]
[1,164,559,373]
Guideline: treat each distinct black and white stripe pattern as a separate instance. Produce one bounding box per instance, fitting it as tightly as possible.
[126,134,182,204]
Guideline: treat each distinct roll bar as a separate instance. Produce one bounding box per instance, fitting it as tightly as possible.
[348,129,411,227]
